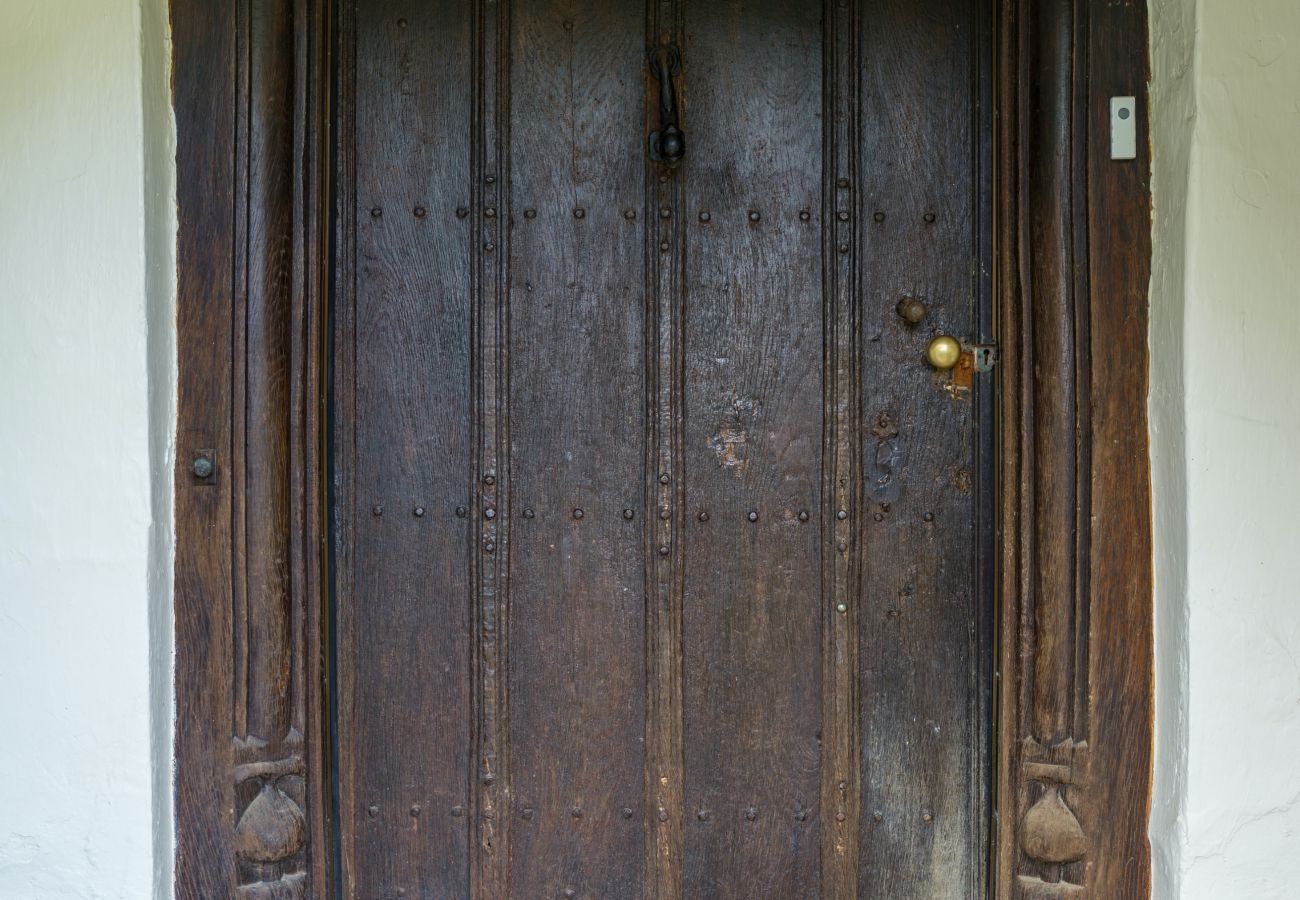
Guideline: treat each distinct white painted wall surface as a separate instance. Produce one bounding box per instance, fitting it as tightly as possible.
[1,0,1297,897]
[1151,0,1300,897]
[0,1,174,898]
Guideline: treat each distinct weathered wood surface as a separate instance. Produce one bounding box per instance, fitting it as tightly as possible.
[173,0,1154,897]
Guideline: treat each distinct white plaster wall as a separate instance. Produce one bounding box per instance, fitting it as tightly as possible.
[1151,0,1300,897]
[0,1,174,898]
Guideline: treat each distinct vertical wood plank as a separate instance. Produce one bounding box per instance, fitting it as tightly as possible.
[1083,0,1153,895]
[174,0,238,894]
[857,1,991,897]
[505,0,648,896]
[335,1,474,896]
[680,2,824,896]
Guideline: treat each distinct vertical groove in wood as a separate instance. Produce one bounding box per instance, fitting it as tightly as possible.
[644,1,684,896]
[819,0,861,894]
[1026,0,1081,746]
[295,0,330,891]
[996,0,1134,896]
[332,2,358,892]
[471,0,511,895]
[229,0,315,894]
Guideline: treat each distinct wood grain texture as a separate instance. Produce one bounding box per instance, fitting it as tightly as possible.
[819,0,862,894]
[174,0,238,893]
[506,1,648,897]
[173,1,1155,895]
[334,2,474,897]
[645,3,686,898]
[857,1,993,897]
[992,1,1154,897]
[680,3,825,896]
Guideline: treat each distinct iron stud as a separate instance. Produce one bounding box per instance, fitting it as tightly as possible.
[699,211,711,222]
[484,507,496,519]
[836,509,848,520]
[455,506,468,518]
[799,209,811,221]
[414,206,426,218]
[523,508,535,519]
[373,505,384,517]
[748,210,761,222]
[873,211,885,222]
[798,510,809,522]
[573,207,586,219]
[573,508,584,520]
[414,506,425,517]
[524,208,537,219]
[623,508,635,520]
[747,510,758,522]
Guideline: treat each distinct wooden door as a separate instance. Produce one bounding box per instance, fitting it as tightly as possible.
[331,0,992,896]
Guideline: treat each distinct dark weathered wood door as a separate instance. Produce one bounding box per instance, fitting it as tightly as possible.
[331,0,993,897]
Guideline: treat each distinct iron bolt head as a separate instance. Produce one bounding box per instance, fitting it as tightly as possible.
[192,456,214,479]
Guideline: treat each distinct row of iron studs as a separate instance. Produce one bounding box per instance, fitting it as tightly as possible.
[365,204,942,225]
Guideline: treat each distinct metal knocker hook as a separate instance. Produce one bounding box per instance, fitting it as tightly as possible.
[649,44,685,167]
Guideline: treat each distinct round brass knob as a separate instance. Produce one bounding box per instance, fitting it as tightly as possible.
[896,297,928,324]
[926,335,962,370]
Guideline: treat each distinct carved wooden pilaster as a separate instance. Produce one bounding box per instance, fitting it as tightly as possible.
[175,0,328,895]
[996,0,1100,896]
[229,0,322,894]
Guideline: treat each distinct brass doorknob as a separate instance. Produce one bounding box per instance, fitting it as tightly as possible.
[926,335,962,370]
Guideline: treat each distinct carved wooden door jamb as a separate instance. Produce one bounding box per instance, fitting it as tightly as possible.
[170,0,1153,897]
